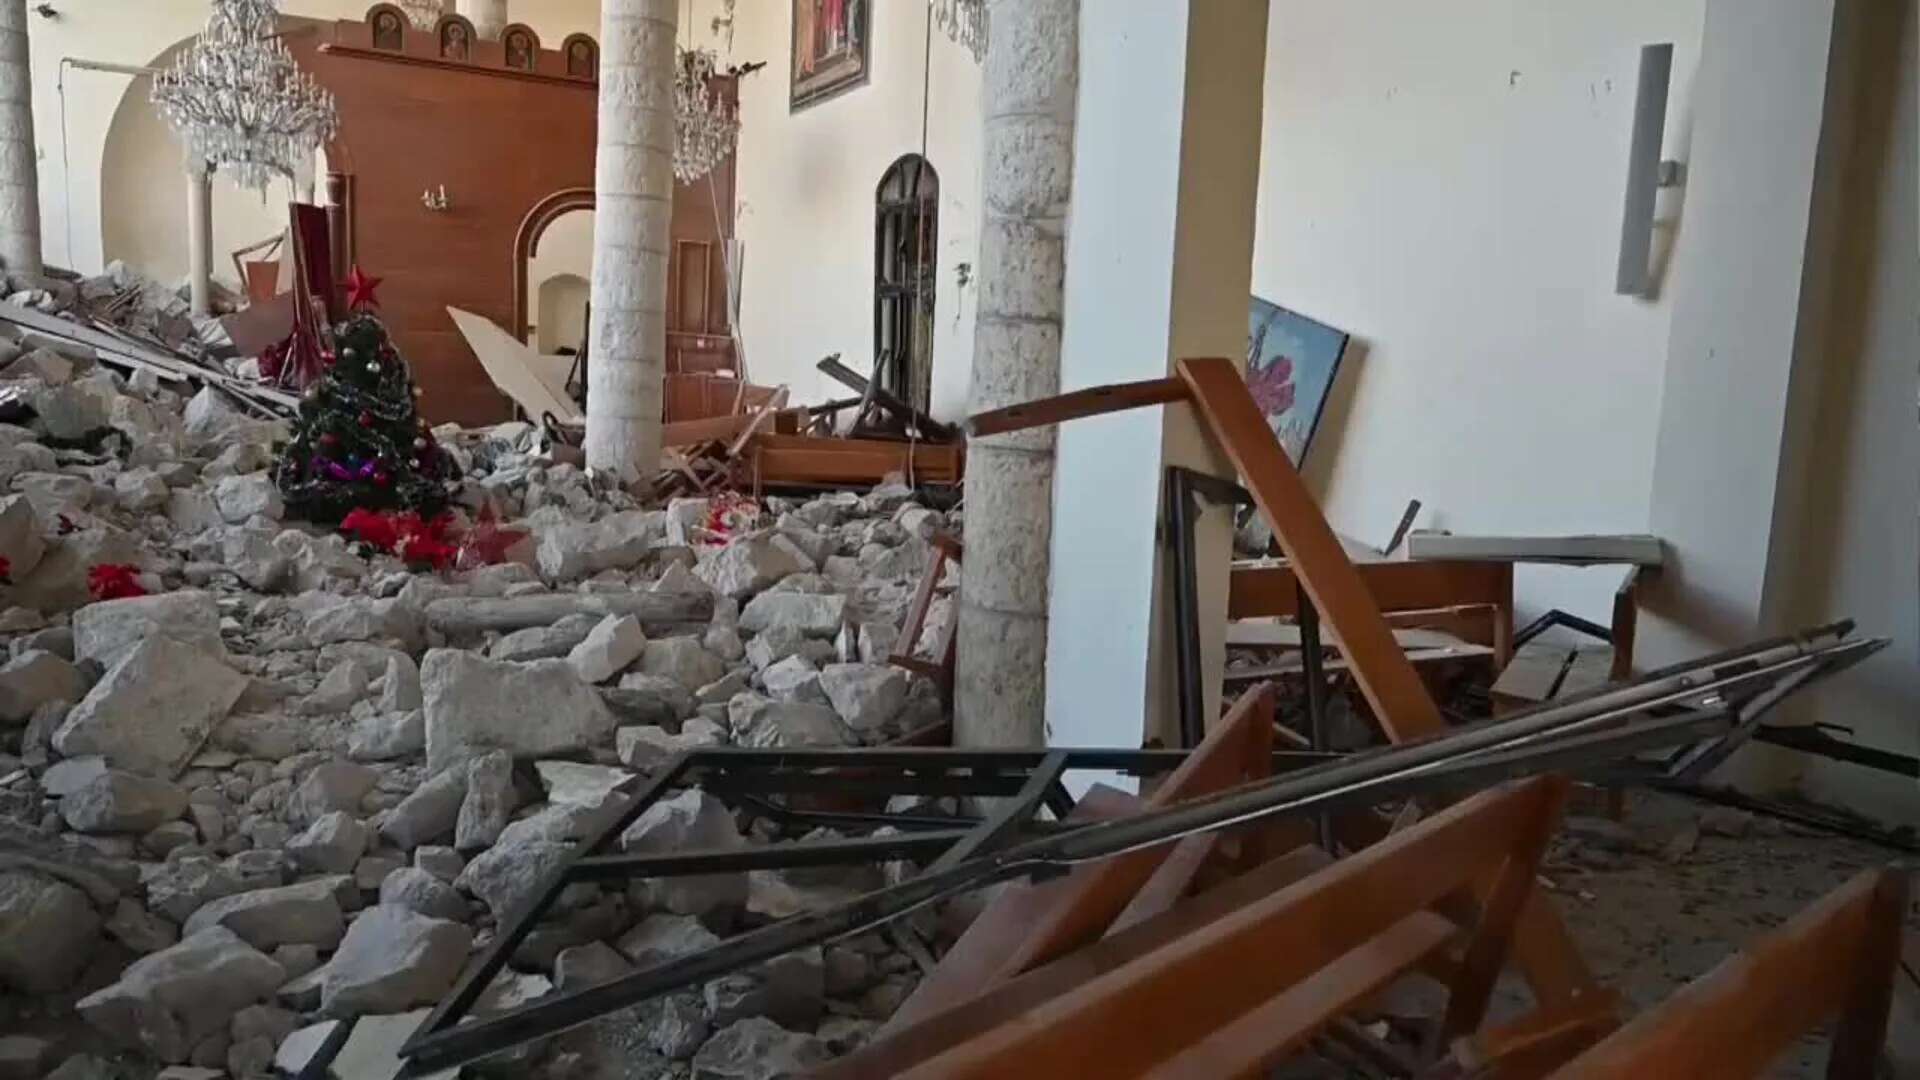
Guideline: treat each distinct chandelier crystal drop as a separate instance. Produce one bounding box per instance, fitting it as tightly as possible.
[395,0,445,30]
[930,0,987,63]
[674,47,739,184]
[152,0,339,194]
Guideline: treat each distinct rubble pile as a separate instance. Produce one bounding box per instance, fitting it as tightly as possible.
[0,338,967,1078]
[6,262,234,361]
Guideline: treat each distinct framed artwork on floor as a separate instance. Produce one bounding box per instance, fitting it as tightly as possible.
[791,0,870,111]
[1246,297,1350,465]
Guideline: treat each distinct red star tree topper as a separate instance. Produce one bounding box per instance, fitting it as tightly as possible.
[342,265,384,311]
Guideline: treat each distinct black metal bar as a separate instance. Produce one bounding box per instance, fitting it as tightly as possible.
[733,793,984,833]
[1749,725,1920,779]
[928,750,1068,873]
[1041,779,1076,820]
[1652,780,1920,854]
[704,773,1036,798]
[685,746,1337,775]
[1296,583,1333,853]
[1514,608,1615,649]
[571,829,979,883]
[1167,468,1204,749]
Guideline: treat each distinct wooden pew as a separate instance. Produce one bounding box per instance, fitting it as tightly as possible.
[1550,867,1906,1079]
[881,775,1572,1078]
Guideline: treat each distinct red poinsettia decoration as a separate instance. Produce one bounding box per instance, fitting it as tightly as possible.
[339,507,460,571]
[88,564,147,601]
[340,507,403,553]
[455,501,528,570]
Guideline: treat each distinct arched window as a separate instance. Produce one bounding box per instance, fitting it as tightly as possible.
[874,154,938,414]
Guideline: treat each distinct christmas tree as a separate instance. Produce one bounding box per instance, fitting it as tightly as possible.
[276,277,452,524]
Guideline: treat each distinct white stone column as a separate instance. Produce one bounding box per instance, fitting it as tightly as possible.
[457,0,508,41]
[585,0,675,482]
[1045,0,1268,768]
[953,0,1079,749]
[186,159,212,317]
[0,0,42,277]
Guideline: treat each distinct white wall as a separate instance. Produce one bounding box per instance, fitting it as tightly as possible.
[708,0,981,417]
[30,0,599,278]
[1773,0,1920,819]
[1255,0,1705,623]
[527,207,593,349]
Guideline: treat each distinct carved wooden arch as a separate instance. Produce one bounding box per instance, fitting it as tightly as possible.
[434,13,477,61]
[512,187,595,341]
[500,22,540,70]
[561,33,599,79]
[364,3,408,49]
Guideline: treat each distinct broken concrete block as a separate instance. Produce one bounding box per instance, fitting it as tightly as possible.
[534,509,663,581]
[534,760,633,806]
[378,866,467,922]
[72,589,225,667]
[104,897,178,955]
[76,926,286,1064]
[454,750,516,852]
[456,838,572,922]
[380,766,467,851]
[113,468,169,512]
[728,694,855,750]
[32,384,109,440]
[303,596,423,651]
[615,912,721,968]
[566,613,646,684]
[488,612,601,662]
[181,879,347,952]
[348,708,425,762]
[691,1018,830,1080]
[285,760,379,827]
[0,648,86,722]
[320,905,472,1017]
[145,855,246,923]
[287,811,369,875]
[0,868,100,994]
[212,473,282,524]
[739,591,848,638]
[819,663,911,732]
[166,489,223,537]
[421,650,617,774]
[60,770,188,833]
[698,532,811,599]
[637,634,726,690]
[53,635,247,777]
[761,654,827,705]
[620,789,746,916]
[0,495,43,581]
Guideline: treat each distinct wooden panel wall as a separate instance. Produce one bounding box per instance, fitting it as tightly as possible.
[295,15,736,426]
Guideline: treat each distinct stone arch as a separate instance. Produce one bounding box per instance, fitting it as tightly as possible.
[534,272,589,354]
[99,34,306,289]
[512,187,594,340]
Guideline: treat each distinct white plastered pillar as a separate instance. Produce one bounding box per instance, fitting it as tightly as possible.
[0,0,41,277]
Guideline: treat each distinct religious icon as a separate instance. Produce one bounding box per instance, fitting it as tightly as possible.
[441,21,470,61]
[372,9,403,50]
[566,37,598,78]
[790,0,869,111]
[505,29,536,71]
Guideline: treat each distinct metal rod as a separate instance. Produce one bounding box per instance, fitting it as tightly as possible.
[571,829,978,883]
[928,750,1068,873]
[1167,468,1204,747]
[1297,583,1334,852]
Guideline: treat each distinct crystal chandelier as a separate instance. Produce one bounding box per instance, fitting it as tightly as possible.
[674,47,739,184]
[152,0,339,194]
[931,0,987,63]
[396,0,445,30]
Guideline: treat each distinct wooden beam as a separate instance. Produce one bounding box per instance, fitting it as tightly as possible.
[884,684,1277,1031]
[1230,561,1513,622]
[818,847,1336,1080]
[661,413,753,447]
[816,354,959,441]
[1556,868,1905,1079]
[963,377,1189,437]
[1181,357,1444,742]
[900,778,1560,1078]
[1180,357,1591,1006]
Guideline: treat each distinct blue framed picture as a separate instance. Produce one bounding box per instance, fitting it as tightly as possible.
[1246,297,1350,465]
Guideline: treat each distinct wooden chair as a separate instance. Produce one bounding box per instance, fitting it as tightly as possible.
[1545,867,1906,1079]
[827,774,1578,1078]
[888,532,962,697]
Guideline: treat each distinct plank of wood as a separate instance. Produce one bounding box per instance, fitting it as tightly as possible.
[1404,532,1666,566]
[884,684,1276,1032]
[899,778,1555,1078]
[1229,560,1513,623]
[661,413,753,447]
[818,846,1334,1080]
[1143,911,1459,1080]
[963,377,1189,437]
[1185,356,1592,1007]
[1181,358,1444,741]
[816,354,958,441]
[724,385,789,459]
[751,445,962,487]
[1556,868,1897,1079]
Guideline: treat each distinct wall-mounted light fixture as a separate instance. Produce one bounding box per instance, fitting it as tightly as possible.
[421,184,450,212]
[1616,43,1685,296]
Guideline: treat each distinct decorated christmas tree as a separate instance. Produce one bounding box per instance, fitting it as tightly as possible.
[276,271,452,523]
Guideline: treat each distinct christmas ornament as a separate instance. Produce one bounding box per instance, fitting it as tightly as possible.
[343,265,385,311]
[358,411,375,428]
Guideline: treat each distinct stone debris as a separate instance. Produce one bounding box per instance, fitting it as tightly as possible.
[0,363,960,1076]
